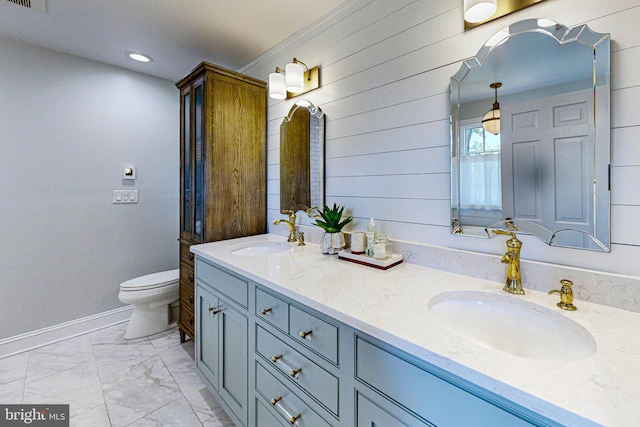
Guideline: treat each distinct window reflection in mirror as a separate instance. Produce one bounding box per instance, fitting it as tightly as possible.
[450,19,611,251]
[280,101,325,213]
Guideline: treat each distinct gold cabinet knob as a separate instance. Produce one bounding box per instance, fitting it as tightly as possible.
[261,308,272,315]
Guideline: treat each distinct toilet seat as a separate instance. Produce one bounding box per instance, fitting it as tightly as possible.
[120,269,179,291]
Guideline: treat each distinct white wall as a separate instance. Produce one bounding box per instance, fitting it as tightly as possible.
[243,0,640,277]
[0,38,179,340]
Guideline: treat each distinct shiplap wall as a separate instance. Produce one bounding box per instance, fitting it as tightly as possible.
[242,0,640,277]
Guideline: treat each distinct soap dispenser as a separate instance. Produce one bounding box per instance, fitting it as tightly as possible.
[366,218,377,256]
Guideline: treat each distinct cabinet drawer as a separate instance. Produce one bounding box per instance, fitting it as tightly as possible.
[256,398,287,427]
[180,242,194,266]
[256,288,289,332]
[289,305,338,364]
[356,337,535,427]
[256,362,332,427]
[256,326,339,416]
[196,259,248,308]
[356,392,426,427]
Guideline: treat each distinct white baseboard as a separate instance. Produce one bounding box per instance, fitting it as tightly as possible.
[0,306,133,359]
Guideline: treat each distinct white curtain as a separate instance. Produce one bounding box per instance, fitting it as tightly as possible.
[460,154,501,210]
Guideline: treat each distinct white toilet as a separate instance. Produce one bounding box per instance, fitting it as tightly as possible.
[118,269,180,339]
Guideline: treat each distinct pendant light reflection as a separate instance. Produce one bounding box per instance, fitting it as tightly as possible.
[464,0,497,23]
[482,82,502,135]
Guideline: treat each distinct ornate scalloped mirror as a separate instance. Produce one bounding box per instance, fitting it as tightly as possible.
[450,19,611,251]
[280,100,325,213]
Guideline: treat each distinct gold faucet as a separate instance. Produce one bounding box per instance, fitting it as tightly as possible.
[492,230,524,295]
[548,279,577,311]
[274,209,297,242]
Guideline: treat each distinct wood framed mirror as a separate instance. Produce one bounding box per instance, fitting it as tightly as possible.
[280,100,325,213]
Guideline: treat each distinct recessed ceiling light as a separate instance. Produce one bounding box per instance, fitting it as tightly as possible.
[126,52,153,63]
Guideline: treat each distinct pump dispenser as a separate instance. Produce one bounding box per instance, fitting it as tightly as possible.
[367,218,377,236]
[366,218,377,256]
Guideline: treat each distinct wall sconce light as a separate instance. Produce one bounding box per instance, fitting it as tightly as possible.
[482,82,502,135]
[464,0,548,30]
[268,58,320,100]
[464,0,497,23]
[268,67,287,100]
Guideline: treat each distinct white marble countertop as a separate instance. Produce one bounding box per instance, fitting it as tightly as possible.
[191,234,640,427]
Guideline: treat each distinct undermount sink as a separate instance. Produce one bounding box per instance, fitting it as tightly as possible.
[229,241,291,256]
[428,291,596,361]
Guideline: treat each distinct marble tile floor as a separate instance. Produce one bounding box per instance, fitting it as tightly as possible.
[0,322,235,426]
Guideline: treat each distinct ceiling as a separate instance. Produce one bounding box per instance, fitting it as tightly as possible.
[0,0,347,82]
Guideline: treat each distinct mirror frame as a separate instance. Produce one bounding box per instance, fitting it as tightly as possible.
[450,19,611,251]
[279,100,325,213]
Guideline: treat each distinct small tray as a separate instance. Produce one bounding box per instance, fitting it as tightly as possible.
[338,249,403,270]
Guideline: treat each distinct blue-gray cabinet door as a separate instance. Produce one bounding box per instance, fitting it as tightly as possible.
[218,298,248,426]
[196,286,220,391]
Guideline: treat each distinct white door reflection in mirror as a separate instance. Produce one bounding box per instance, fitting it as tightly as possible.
[450,19,610,251]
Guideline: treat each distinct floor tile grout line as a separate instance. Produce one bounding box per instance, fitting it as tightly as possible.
[88,330,115,427]
[150,333,208,426]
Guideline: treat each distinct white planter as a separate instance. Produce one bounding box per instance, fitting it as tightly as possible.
[320,232,346,255]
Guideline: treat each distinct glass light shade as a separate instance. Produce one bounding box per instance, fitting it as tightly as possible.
[285,62,305,93]
[482,108,501,135]
[464,0,497,23]
[268,72,286,100]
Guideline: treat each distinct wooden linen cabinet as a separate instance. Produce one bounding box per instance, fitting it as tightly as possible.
[176,62,266,342]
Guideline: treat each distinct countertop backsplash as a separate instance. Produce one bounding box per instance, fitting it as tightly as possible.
[280,225,640,314]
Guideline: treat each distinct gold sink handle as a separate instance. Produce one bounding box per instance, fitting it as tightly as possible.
[548,279,577,311]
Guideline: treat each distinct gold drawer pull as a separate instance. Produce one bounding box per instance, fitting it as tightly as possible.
[289,414,301,425]
[299,330,313,340]
[271,355,302,379]
[261,308,272,316]
[270,396,282,406]
[270,396,302,425]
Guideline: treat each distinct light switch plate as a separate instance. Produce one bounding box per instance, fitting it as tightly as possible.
[113,190,138,204]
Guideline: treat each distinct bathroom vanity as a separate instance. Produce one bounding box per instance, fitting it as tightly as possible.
[191,234,640,427]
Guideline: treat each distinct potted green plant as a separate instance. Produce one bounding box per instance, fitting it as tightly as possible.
[313,203,353,254]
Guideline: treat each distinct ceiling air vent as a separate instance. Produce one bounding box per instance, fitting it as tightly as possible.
[5,0,46,13]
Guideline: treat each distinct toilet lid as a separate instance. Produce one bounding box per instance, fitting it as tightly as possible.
[120,269,179,291]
